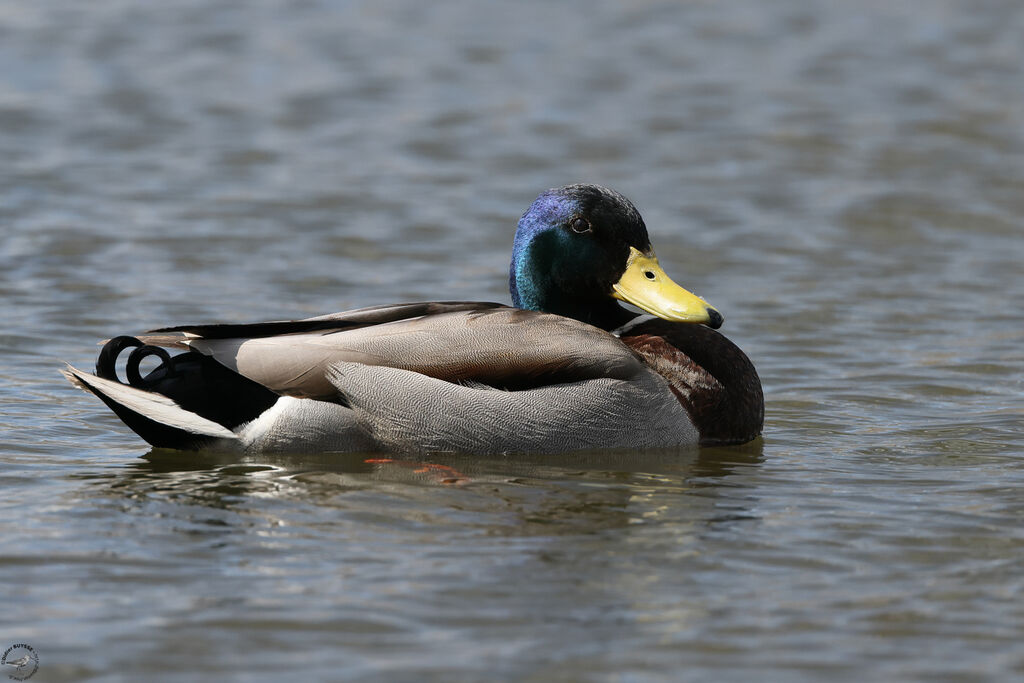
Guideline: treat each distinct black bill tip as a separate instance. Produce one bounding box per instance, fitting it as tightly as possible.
[706,308,724,329]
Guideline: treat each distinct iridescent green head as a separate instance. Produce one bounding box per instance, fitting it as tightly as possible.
[509,184,721,330]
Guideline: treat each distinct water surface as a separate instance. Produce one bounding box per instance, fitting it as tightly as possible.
[2,1,1023,680]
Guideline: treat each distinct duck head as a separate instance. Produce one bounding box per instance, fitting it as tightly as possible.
[510,184,722,331]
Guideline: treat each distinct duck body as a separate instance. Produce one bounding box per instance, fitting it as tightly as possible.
[63,185,763,454]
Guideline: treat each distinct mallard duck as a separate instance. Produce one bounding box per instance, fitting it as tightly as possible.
[63,184,763,454]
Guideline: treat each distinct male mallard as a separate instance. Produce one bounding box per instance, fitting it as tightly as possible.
[63,184,763,453]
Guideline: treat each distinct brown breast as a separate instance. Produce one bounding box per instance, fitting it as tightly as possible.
[620,320,763,446]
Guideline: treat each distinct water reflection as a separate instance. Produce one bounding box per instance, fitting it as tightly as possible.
[63,442,769,676]
[82,442,766,540]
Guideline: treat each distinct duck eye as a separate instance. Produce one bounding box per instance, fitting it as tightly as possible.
[570,217,591,234]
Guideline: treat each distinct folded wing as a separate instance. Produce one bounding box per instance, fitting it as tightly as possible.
[138,303,648,400]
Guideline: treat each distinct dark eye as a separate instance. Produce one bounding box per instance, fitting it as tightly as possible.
[570,217,591,234]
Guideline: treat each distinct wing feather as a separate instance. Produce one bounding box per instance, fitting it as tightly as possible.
[143,301,505,341]
[178,307,646,399]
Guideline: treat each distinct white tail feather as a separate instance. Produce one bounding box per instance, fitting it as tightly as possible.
[61,365,238,440]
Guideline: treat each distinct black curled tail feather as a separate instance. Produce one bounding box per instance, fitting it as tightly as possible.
[94,335,279,432]
[96,336,142,381]
[126,345,174,387]
[96,336,178,389]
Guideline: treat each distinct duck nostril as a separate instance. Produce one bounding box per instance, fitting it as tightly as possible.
[644,271,656,280]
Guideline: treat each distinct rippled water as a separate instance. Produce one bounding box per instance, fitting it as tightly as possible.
[3,0,1023,680]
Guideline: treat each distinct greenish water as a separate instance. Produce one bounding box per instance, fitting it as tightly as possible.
[2,1,1023,680]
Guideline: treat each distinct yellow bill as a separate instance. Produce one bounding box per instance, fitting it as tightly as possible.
[611,247,722,327]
